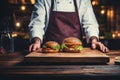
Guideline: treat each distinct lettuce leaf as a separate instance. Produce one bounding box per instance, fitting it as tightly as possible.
[52,45,60,50]
[61,44,68,49]
[42,45,47,49]
[75,45,83,50]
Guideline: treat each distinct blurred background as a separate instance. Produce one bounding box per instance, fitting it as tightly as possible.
[0,0,120,52]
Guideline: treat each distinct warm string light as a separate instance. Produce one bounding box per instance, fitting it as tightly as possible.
[20,5,26,11]
[30,0,36,4]
[8,0,36,4]
[12,33,18,37]
[112,31,120,39]
[92,0,99,6]
[100,6,106,15]
[100,9,105,15]
[107,8,114,18]
[15,22,21,28]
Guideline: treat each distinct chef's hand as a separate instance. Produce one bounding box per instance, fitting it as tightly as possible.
[29,37,41,52]
[90,36,109,53]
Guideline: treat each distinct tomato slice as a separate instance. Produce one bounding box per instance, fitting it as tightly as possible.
[46,48,52,50]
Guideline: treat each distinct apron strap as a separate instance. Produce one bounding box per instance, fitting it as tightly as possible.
[73,0,83,41]
[51,0,54,11]
[73,0,78,13]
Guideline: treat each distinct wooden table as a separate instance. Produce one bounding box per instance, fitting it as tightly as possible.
[0,50,120,80]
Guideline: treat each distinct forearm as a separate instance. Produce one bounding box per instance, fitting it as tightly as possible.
[28,0,46,42]
[82,0,99,43]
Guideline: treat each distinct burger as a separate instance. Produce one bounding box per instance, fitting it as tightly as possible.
[42,41,60,53]
[61,37,83,53]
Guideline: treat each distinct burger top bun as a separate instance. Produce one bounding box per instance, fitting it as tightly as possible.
[62,37,82,45]
[45,41,59,48]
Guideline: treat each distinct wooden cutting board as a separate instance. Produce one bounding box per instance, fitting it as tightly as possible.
[115,56,120,65]
[24,48,110,64]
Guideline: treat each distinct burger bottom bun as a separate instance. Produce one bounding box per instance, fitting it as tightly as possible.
[62,48,80,53]
[42,49,59,53]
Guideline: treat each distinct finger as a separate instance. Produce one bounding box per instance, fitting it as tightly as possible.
[96,42,104,52]
[99,43,106,52]
[29,45,33,52]
[91,43,96,49]
[32,45,37,52]
[104,47,109,53]
[100,44,109,53]
[101,45,105,52]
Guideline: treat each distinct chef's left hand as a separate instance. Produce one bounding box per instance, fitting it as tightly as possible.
[90,37,109,53]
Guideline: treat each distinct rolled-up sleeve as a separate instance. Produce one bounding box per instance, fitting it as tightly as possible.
[81,0,99,43]
[28,0,46,41]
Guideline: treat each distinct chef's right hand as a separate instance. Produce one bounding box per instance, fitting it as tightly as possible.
[29,37,41,52]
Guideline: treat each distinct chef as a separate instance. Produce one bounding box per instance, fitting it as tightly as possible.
[28,0,109,52]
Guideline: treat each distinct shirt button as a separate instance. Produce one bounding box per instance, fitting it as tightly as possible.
[69,2,72,4]
[57,2,59,4]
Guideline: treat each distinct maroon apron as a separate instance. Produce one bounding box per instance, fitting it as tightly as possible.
[43,0,82,44]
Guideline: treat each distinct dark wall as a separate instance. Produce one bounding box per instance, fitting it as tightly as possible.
[107,0,120,6]
[0,0,13,31]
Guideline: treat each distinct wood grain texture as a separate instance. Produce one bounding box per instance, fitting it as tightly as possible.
[24,48,110,63]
